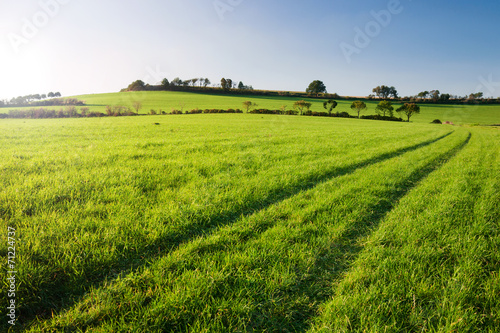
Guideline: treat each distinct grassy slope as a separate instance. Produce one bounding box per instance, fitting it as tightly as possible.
[4,91,500,125]
[0,114,498,332]
[79,91,500,125]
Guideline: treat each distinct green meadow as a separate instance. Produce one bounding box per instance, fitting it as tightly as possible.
[80,91,500,125]
[5,91,500,125]
[0,105,499,331]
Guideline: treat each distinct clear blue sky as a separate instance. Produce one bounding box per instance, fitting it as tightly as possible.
[1,0,499,100]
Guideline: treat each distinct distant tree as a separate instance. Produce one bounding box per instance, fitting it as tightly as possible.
[389,86,398,99]
[127,80,145,91]
[242,101,257,113]
[171,77,183,87]
[429,90,440,102]
[468,92,484,100]
[48,92,55,98]
[202,78,211,87]
[440,93,451,102]
[238,81,245,90]
[375,100,394,117]
[306,80,327,97]
[372,86,387,99]
[191,78,198,87]
[323,99,338,115]
[105,105,113,116]
[293,100,311,115]
[179,102,186,113]
[54,92,61,97]
[41,94,47,99]
[132,101,143,114]
[161,78,170,89]
[397,103,420,122]
[221,78,233,91]
[418,91,429,99]
[350,100,367,118]
[372,85,397,99]
[305,102,312,112]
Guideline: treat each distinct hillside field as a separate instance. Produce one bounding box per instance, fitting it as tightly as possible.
[4,91,500,125]
[0,112,499,332]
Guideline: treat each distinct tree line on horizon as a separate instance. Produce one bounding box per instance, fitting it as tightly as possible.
[369,85,493,104]
[122,77,254,93]
[0,92,62,106]
[122,78,500,105]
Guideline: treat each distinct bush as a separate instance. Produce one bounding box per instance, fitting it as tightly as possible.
[66,106,78,117]
[80,107,89,116]
[250,109,281,115]
[303,111,330,117]
[360,114,403,122]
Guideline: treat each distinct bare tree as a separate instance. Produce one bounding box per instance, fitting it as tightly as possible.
[293,100,311,115]
[242,101,257,113]
[133,101,143,114]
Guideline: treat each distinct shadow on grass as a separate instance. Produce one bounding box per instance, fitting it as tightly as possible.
[15,131,457,329]
[248,131,472,332]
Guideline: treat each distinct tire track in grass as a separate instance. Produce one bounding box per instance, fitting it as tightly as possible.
[308,129,498,332]
[27,131,471,332]
[232,131,472,332]
[13,131,455,328]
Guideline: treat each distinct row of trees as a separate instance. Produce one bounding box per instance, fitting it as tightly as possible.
[372,85,399,99]
[122,76,499,106]
[241,98,420,122]
[307,80,498,104]
[350,100,420,122]
[2,92,62,107]
[413,90,488,103]
[370,86,497,104]
[123,78,254,93]
[303,81,399,100]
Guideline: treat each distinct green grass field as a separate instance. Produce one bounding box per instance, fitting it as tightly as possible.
[4,91,500,125]
[0,111,498,331]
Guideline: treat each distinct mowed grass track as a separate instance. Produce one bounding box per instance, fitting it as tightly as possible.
[0,114,498,332]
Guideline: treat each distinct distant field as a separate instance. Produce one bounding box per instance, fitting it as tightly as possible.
[0,114,498,332]
[4,91,500,125]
